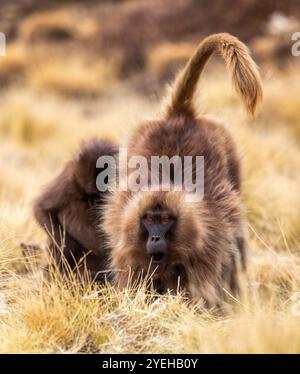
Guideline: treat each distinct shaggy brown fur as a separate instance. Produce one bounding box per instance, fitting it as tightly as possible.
[34,138,117,281]
[103,33,262,306]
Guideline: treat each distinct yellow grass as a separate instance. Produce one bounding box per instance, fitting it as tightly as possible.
[147,42,196,80]
[30,58,118,98]
[1,44,300,352]
[19,10,80,43]
[0,44,28,86]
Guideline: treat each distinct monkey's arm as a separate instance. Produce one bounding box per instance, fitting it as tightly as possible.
[57,198,102,255]
[34,174,104,275]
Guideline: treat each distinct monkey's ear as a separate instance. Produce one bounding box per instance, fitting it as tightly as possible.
[73,138,117,195]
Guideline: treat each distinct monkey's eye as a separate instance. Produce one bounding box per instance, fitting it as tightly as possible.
[145,213,154,225]
[161,213,170,225]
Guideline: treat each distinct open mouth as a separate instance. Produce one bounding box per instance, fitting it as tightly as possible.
[152,253,164,263]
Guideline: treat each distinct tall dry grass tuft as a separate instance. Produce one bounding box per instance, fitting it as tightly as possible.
[30,58,118,98]
[19,10,80,44]
[0,44,28,87]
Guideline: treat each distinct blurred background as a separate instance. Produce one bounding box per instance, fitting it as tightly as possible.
[0,0,300,255]
[1,0,300,353]
[1,0,300,94]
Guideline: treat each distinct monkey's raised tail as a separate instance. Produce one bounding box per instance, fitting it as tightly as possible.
[168,33,262,116]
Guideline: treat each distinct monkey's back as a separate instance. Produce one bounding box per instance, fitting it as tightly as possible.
[127,113,241,198]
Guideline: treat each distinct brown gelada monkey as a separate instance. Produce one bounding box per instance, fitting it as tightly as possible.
[103,33,262,307]
[34,138,117,282]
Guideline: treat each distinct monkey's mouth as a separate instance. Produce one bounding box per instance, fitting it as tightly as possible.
[151,253,165,263]
[150,252,167,274]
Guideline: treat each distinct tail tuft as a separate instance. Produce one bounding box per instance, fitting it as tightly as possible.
[167,33,262,116]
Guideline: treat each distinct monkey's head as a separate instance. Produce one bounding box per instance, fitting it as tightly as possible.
[104,189,221,297]
[73,138,117,195]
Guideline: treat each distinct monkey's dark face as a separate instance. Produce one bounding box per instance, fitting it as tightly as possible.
[140,207,176,273]
[105,191,203,295]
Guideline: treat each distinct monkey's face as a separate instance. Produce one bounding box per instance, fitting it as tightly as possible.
[140,206,176,274]
[105,191,205,295]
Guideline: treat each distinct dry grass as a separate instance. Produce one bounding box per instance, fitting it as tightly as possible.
[1,36,300,352]
[0,44,29,87]
[19,10,81,43]
[0,49,118,98]
[147,42,196,81]
[30,58,118,98]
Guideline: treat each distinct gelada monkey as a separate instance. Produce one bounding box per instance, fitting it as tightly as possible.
[34,138,117,281]
[103,33,262,306]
